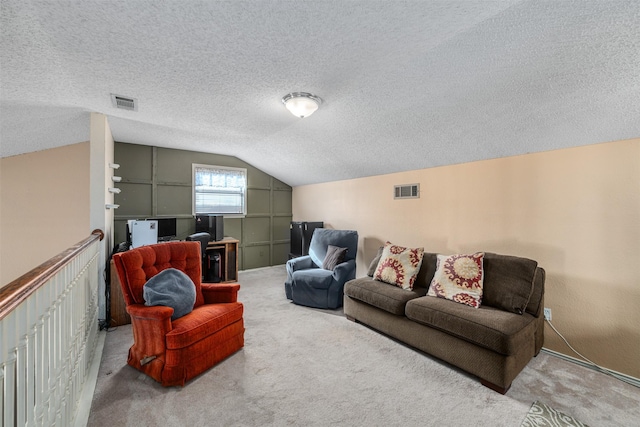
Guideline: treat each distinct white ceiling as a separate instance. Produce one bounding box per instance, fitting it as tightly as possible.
[1,1,639,186]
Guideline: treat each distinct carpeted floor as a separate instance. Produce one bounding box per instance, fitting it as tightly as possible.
[88,265,640,426]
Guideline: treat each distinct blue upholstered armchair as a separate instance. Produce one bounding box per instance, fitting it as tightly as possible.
[285,228,358,309]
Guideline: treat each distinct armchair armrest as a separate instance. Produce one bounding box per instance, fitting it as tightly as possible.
[125,304,173,367]
[286,255,316,285]
[201,282,241,303]
[287,255,315,271]
[127,303,174,321]
[332,259,357,283]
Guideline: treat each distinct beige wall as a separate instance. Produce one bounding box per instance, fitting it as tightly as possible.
[0,142,91,285]
[90,113,115,319]
[293,138,640,379]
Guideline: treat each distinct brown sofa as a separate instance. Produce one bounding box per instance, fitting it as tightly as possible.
[344,251,545,394]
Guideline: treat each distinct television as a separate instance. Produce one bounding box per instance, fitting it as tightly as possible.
[195,214,224,241]
[146,217,177,241]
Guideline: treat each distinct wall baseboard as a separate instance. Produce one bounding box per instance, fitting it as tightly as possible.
[541,347,640,388]
[74,330,107,427]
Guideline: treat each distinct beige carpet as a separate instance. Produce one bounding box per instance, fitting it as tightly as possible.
[88,265,640,426]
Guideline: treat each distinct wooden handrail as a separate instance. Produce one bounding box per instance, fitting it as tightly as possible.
[0,229,104,321]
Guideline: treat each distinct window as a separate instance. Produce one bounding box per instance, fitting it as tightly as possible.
[192,164,247,216]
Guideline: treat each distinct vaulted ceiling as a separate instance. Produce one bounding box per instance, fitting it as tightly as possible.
[1,1,639,186]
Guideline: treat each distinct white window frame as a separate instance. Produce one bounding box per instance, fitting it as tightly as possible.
[192,163,247,217]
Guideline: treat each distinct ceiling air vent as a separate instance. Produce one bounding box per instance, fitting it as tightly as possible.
[394,184,419,199]
[111,94,138,111]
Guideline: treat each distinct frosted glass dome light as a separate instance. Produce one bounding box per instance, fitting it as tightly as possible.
[282,92,322,118]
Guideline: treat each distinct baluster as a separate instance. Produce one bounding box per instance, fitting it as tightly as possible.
[0,232,103,426]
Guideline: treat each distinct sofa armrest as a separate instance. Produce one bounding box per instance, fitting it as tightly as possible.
[201,282,240,303]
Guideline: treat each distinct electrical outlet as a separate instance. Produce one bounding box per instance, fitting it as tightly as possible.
[544,307,552,321]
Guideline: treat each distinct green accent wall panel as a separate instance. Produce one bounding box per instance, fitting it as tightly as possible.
[115,144,152,181]
[115,182,152,217]
[247,167,271,188]
[272,177,290,191]
[113,142,292,270]
[224,218,242,241]
[243,217,270,244]
[247,189,270,215]
[243,245,270,270]
[273,190,292,214]
[273,216,292,241]
[157,185,192,215]
[272,242,290,264]
[156,148,194,183]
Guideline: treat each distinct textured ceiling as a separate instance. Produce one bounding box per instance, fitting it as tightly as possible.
[1,1,639,186]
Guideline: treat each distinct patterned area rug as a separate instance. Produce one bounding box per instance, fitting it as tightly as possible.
[521,401,589,427]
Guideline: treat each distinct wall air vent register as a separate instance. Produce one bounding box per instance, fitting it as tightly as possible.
[394,184,419,199]
[111,94,138,111]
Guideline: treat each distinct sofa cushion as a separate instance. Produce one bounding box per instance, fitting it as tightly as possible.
[344,277,427,315]
[427,253,484,308]
[526,267,545,316]
[412,252,439,290]
[143,268,197,320]
[373,242,425,290]
[367,246,385,277]
[292,268,334,290]
[322,245,348,270]
[482,253,538,314]
[405,296,536,356]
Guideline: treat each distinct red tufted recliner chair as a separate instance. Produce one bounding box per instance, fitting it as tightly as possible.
[112,241,244,386]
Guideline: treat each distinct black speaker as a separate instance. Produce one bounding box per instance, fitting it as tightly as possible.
[195,215,224,241]
[290,221,323,258]
[303,222,323,254]
[290,222,304,257]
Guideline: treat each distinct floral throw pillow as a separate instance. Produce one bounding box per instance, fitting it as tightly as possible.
[427,253,485,308]
[373,242,424,290]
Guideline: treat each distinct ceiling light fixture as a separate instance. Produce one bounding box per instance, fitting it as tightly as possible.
[282,92,322,118]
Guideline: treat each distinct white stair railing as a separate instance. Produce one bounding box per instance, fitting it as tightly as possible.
[0,230,104,426]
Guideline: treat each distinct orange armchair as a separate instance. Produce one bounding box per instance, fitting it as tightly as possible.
[112,241,244,386]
